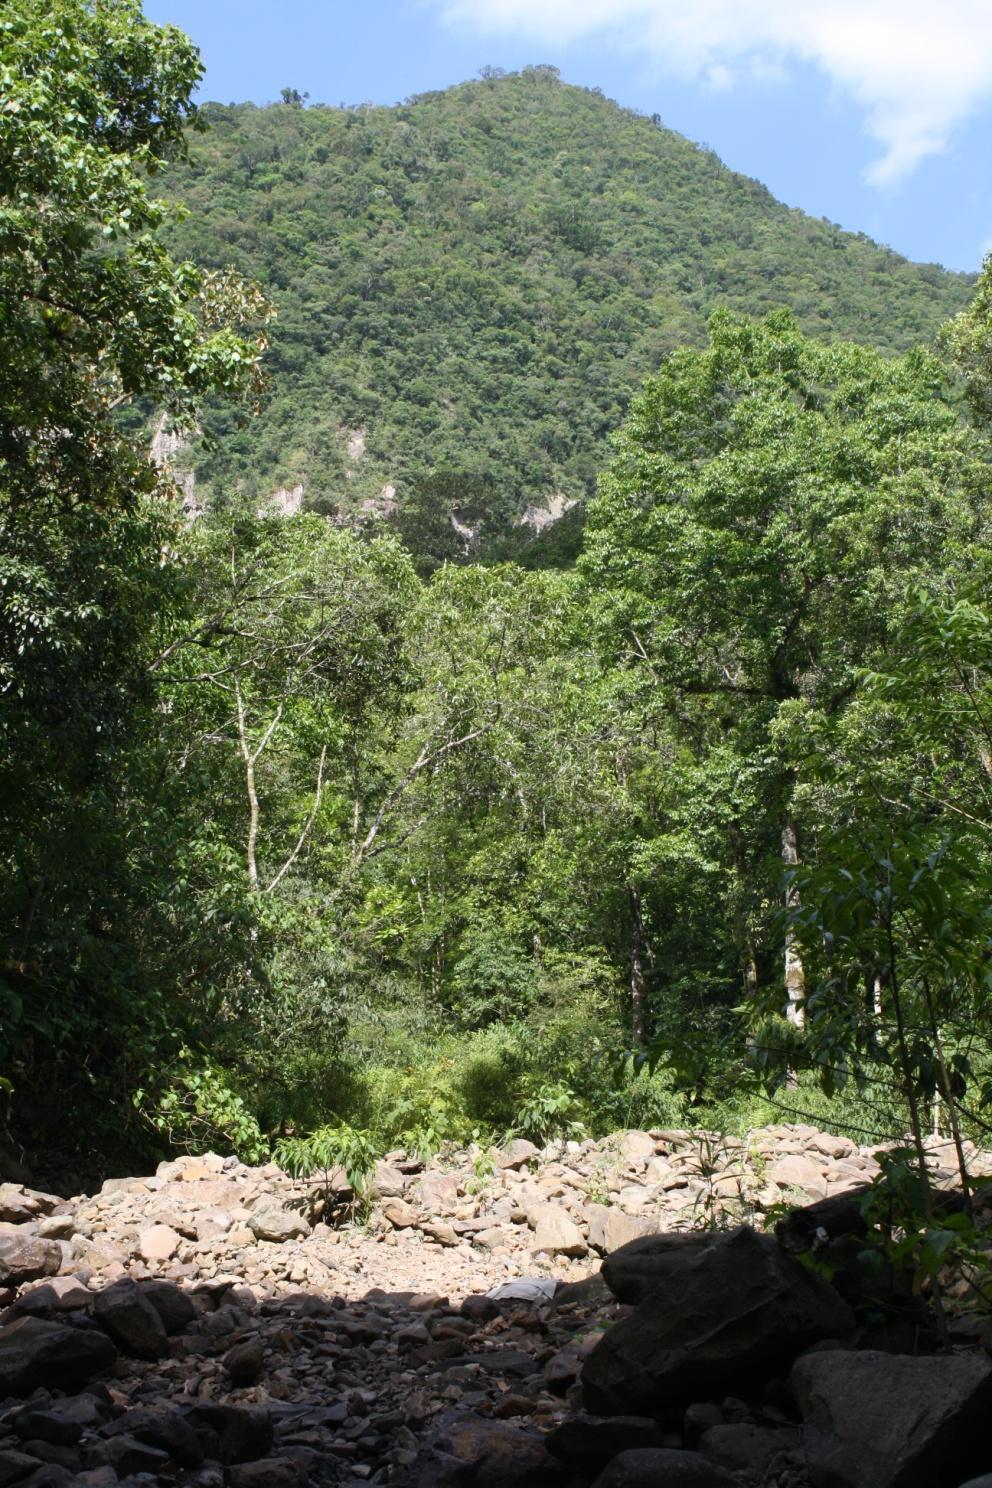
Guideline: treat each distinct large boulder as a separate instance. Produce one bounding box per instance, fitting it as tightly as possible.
[92,1278,169,1359]
[600,1230,723,1303]
[0,1317,117,1394]
[583,1226,854,1414]
[792,1348,992,1488]
[590,1449,743,1487]
[0,1230,62,1287]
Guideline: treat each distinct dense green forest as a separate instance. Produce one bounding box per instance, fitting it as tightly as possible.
[158,71,973,564]
[3,0,992,1234]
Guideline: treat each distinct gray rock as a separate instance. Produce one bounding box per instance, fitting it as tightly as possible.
[92,1279,169,1359]
[0,1450,42,1486]
[583,1226,854,1414]
[187,1404,273,1465]
[496,1140,540,1171]
[545,1414,665,1470]
[793,1348,992,1488]
[0,1317,116,1395]
[590,1448,742,1487]
[247,1198,309,1243]
[0,1232,61,1287]
[587,1207,658,1255]
[372,1162,408,1198]
[100,1408,204,1469]
[699,1423,799,1475]
[227,1462,306,1488]
[530,1203,587,1257]
[88,1435,170,1477]
[0,1186,59,1224]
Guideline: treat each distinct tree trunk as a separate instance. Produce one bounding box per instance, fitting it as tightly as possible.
[782,821,805,1028]
[629,887,647,1046]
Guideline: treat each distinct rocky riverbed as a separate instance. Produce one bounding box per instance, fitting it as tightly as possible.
[2,1124,992,1488]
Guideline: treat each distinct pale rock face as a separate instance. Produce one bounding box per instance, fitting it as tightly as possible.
[265,483,304,516]
[138,1224,181,1263]
[150,415,201,517]
[518,492,577,532]
[346,427,366,460]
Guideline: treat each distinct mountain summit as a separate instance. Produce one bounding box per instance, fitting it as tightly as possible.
[163,68,972,560]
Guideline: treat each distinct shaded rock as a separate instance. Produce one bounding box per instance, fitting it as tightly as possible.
[0,1317,116,1394]
[247,1199,309,1243]
[590,1448,742,1487]
[0,1450,42,1486]
[89,1435,170,1477]
[101,1408,204,1469]
[583,1227,854,1414]
[227,1461,305,1488]
[0,1233,61,1288]
[92,1279,169,1359]
[414,1408,563,1486]
[545,1413,665,1470]
[600,1230,721,1303]
[699,1423,799,1475]
[223,1337,265,1385]
[139,1278,197,1334]
[793,1348,992,1488]
[187,1404,273,1464]
[11,1412,81,1447]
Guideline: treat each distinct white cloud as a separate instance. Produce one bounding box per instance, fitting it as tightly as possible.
[434,0,992,185]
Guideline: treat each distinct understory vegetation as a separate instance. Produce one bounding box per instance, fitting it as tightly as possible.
[3,0,992,1240]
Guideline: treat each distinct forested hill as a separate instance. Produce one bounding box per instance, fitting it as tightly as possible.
[162,66,973,559]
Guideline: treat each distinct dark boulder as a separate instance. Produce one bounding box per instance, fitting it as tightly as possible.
[583,1226,853,1414]
[187,1404,273,1465]
[793,1347,992,1488]
[0,1316,116,1395]
[601,1231,721,1304]
[92,1279,169,1359]
[138,1278,197,1334]
[545,1413,666,1470]
[589,1448,743,1487]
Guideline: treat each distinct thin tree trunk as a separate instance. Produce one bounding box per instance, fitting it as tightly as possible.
[629,887,647,1046]
[782,821,805,1028]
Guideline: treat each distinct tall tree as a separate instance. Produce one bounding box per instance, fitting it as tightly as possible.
[0,0,268,1158]
[582,309,986,1027]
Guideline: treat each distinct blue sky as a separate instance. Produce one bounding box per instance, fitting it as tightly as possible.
[145,0,992,273]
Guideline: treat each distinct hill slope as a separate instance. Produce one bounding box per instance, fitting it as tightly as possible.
[162,67,973,558]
